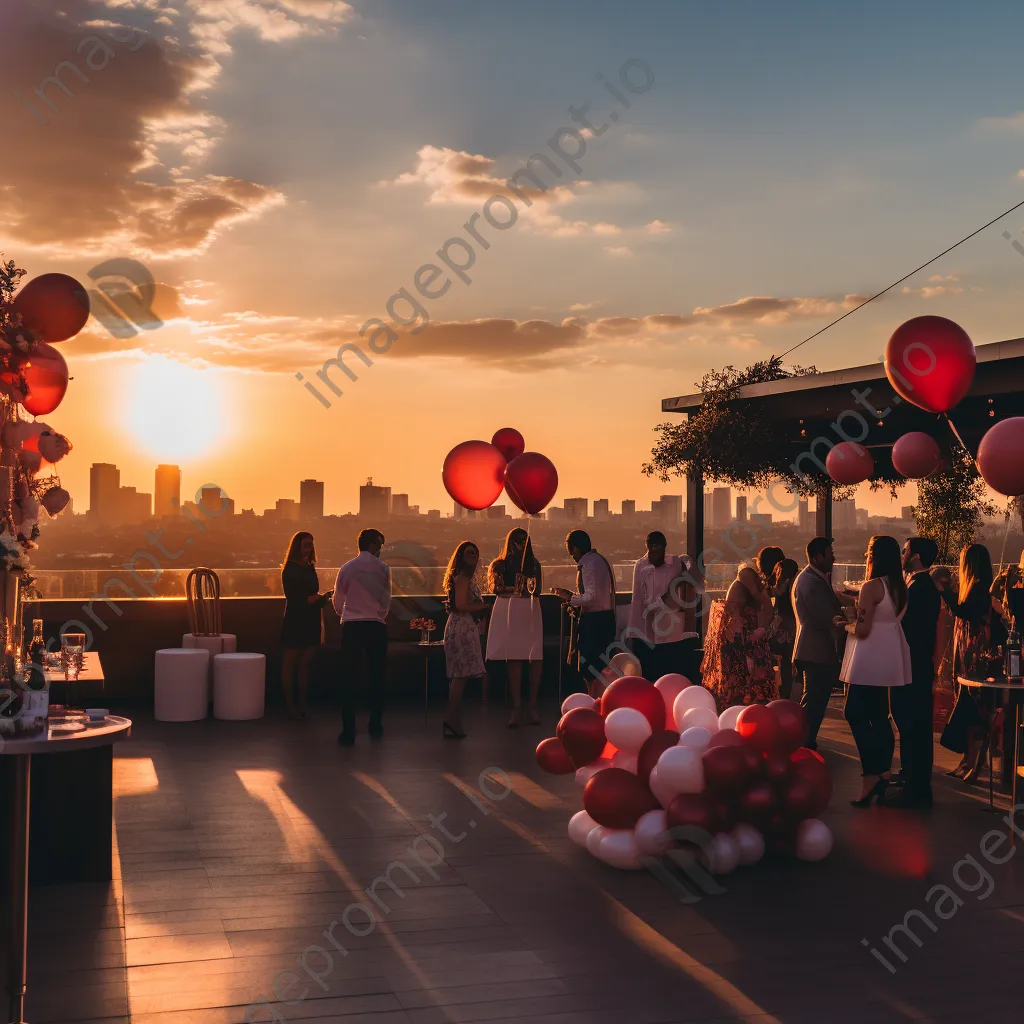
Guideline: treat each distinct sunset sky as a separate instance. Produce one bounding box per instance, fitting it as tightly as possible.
[4,0,1024,518]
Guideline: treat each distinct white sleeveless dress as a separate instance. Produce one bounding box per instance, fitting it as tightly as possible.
[840,579,912,688]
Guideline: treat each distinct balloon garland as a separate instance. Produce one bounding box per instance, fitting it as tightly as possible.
[0,260,80,574]
[538,674,835,871]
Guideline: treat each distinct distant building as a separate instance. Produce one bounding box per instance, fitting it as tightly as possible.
[199,486,234,518]
[276,498,300,521]
[594,498,610,522]
[712,487,731,530]
[426,509,441,519]
[547,506,568,523]
[659,494,682,524]
[704,491,713,525]
[154,464,180,518]
[391,493,410,517]
[901,506,916,521]
[833,499,856,531]
[621,500,636,518]
[798,499,811,532]
[735,495,748,522]
[750,512,772,529]
[856,508,869,528]
[564,497,588,520]
[360,478,391,519]
[485,505,507,519]
[117,486,151,524]
[454,502,477,520]
[89,463,120,523]
[299,479,324,520]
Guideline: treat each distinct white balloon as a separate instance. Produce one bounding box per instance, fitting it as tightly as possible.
[634,809,671,856]
[609,651,643,678]
[703,832,741,875]
[655,745,704,795]
[611,750,639,774]
[655,674,690,727]
[586,824,609,857]
[562,693,597,714]
[604,707,652,753]
[673,686,717,729]
[647,764,676,808]
[575,758,612,787]
[731,823,766,866]
[718,705,744,731]
[795,819,833,862]
[598,829,643,870]
[677,726,713,754]
[679,707,720,735]
[568,810,598,847]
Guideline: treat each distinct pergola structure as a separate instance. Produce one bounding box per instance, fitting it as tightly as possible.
[662,336,1024,594]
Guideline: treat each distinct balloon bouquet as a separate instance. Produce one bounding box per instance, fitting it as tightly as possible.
[0,264,81,575]
[827,314,1024,498]
[537,673,834,872]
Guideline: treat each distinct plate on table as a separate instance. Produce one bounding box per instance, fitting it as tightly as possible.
[50,722,86,735]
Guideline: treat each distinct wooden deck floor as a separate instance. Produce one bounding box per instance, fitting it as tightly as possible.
[8,698,1024,1023]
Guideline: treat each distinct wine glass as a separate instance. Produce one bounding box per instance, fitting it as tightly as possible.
[61,632,86,711]
[527,576,537,597]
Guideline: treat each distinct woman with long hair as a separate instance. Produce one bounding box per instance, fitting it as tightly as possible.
[769,558,799,700]
[486,528,544,727]
[938,543,1003,781]
[441,541,488,738]
[838,535,912,806]
[280,531,332,719]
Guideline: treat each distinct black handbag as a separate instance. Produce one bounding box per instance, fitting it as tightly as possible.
[939,685,984,754]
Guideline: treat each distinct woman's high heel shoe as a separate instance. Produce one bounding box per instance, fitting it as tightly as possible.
[946,759,970,778]
[963,742,990,785]
[850,777,891,808]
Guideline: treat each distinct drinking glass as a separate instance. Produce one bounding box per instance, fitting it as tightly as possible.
[527,577,537,597]
[61,633,86,710]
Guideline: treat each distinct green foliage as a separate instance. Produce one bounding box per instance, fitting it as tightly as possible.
[914,444,996,563]
[0,257,26,331]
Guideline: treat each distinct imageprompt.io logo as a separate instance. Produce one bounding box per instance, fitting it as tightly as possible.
[86,258,164,339]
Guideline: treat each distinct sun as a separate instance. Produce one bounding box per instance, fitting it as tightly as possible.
[125,357,226,460]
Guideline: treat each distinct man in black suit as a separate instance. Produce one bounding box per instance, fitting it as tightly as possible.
[890,537,942,808]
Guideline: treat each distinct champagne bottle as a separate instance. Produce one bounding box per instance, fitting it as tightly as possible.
[28,619,46,668]
[1006,618,1022,680]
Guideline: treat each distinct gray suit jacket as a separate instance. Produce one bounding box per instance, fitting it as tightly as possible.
[792,565,842,667]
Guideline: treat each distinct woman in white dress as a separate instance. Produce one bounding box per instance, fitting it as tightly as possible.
[486,529,543,727]
[838,535,912,807]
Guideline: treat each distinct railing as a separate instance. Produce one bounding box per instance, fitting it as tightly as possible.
[24,562,869,601]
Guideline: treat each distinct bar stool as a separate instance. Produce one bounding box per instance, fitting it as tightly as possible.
[213,653,266,720]
[154,648,210,721]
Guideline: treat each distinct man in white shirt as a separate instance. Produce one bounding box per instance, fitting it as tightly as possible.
[333,528,391,746]
[553,530,616,696]
[628,531,700,683]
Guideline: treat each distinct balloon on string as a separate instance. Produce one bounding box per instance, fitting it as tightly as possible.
[441,440,506,510]
[884,315,976,413]
[977,417,1024,497]
[11,273,91,343]
[504,451,558,514]
[891,431,942,480]
[490,427,525,462]
[20,343,69,416]
[825,441,874,485]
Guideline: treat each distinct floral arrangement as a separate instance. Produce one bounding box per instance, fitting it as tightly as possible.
[410,617,437,633]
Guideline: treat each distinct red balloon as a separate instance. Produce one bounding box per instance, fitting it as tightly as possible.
[40,486,70,517]
[556,708,607,768]
[825,441,874,485]
[790,758,833,817]
[891,432,942,480]
[706,728,744,750]
[442,440,506,511]
[535,736,575,775]
[735,704,782,754]
[636,730,680,783]
[701,745,749,795]
[736,781,778,827]
[761,750,792,786]
[601,676,666,732]
[12,273,90,343]
[767,699,809,753]
[779,773,820,821]
[791,746,825,766]
[20,343,69,416]
[977,417,1024,497]
[504,452,558,515]
[491,427,525,462]
[583,767,658,829]
[708,797,735,834]
[884,315,976,414]
[666,792,716,834]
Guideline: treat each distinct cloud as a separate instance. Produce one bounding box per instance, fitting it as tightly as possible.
[644,219,673,235]
[976,112,1024,133]
[0,0,320,256]
[604,245,634,258]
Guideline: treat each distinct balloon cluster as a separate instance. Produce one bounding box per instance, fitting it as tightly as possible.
[442,428,559,515]
[537,674,835,872]
[0,266,83,555]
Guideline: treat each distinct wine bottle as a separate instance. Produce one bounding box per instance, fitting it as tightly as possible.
[28,618,46,667]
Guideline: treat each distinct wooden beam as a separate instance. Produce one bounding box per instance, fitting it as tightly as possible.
[685,471,704,639]
[815,482,833,539]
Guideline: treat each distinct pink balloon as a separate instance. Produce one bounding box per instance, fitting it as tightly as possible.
[978,417,1024,497]
[442,440,506,510]
[825,441,874,485]
[795,819,834,862]
[604,707,653,754]
[885,315,976,414]
[504,452,558,515]
[491,427,525,462]
[634,809,671,855]
[647,764,676,808]
[891,432,941,479]
[655,673,690,727]
[597,828,643,869]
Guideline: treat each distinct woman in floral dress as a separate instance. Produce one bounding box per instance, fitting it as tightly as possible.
[701,562,777,713]
[442,541,488,738]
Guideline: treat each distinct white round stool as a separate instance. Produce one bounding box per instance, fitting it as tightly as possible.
[154,648,210,721]
[183,633,237,659]
[213,653,266,721]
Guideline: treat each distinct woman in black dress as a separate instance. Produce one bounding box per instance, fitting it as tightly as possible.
[281,531,331,719]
